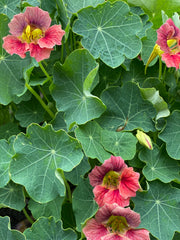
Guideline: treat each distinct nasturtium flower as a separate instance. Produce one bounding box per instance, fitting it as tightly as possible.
[89,156,140,207]
[136,130,153,150]
[3,7,65,62]
[83,203,150,240]
[156,18,180,69]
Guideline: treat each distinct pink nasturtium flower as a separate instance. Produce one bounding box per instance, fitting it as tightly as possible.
[89,156,140,207]
[156,18,180,70]
[3,7,65,62]
[83,203,150,240]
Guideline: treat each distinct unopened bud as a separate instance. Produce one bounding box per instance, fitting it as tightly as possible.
[136,130,153,150]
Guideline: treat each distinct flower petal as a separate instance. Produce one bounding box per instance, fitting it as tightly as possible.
[83,218,108,240]
[38,25,65,48]
[93,185,109,207]
[8,13,27,36]
[162,52,180,70]
[89,156,127,187]
[125,229,150,240]
[102,188,130,207]
[24,7,51,30]
[29,43,53,62]
[2,35,28,58]
[101,233,126,240]
[156,18,180,53]
[119,167,140,199]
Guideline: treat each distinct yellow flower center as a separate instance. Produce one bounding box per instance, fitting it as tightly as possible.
[21,25,43,43]
[107,215,129,234]
[167,39,180,54]
[103,170,120,189]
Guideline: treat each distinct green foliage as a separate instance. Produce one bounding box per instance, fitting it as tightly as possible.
[73,1,142,68]
[0,1,179,240]
[133,181,180,240]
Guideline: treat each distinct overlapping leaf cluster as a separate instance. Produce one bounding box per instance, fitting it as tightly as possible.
[0,0,179,240]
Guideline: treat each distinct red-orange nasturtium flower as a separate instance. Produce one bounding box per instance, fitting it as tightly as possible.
[89,156,140,207]
[83,203,150,240]
[3,7,65,62]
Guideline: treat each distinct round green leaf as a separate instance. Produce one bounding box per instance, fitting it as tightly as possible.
[133,181,180,240]
[75,121,111,163]
[64,156,91,185]
[0,14,32,105]
[159,110,180,160]
[0,216,25,240]
[10,124,83,203]
[72,178,98,232]
[28,196,64,221]
[0,138,15,187]
[126,0,180,28]
[73,1,142,68]
[98,82,156,132]
[0,0,20,19]
[15,97,45,127]
[63,0,104,14]
[51,49,106,129]
[0,123,20,140]
[24,217,77,240]
[101,130,137,160]
[139,144,180,183]
[0,181,25,211]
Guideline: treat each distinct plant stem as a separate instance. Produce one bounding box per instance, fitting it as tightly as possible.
[23,208,34,225]
[25,83,55,119]
[38,61,52,83]
[38,85,50,103]
[60,170,72,203]
[158,57,162,80]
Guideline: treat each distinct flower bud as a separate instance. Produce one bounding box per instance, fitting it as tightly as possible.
[136,130,153,150]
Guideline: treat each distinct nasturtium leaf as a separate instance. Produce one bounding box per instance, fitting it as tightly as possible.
[133,181,180,240]
[139,144,180,183]
[51,49,106,129]
[10,123,83,203]
[98,82,156,132]
[0,123,20,140]
[63,0,104,14]
[15,97,45,127]
[92,61,121,97]
[0,0,20,19]
[51,112,67,131]
[130,7,153,39]
[28,196,64,221]
[64,156,91,185]
[140,87,170,120]
[24,217,77,240]
[72,178,98,232]
[0,181,25,211]
[75,121,111,163]
[159,110,180,160]
[0,137,15,187]
[0,14,32,105]
[73,1,142,68]
[101,130,137,160]
[0,216,25,240]
[121,59,159,86]
[126,0,180,28]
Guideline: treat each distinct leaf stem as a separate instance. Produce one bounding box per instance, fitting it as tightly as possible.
[158,57,162,80]
[60,170,72,203]
[25,83,55,119]
[22,208,34,225]
[38,61,52,83]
